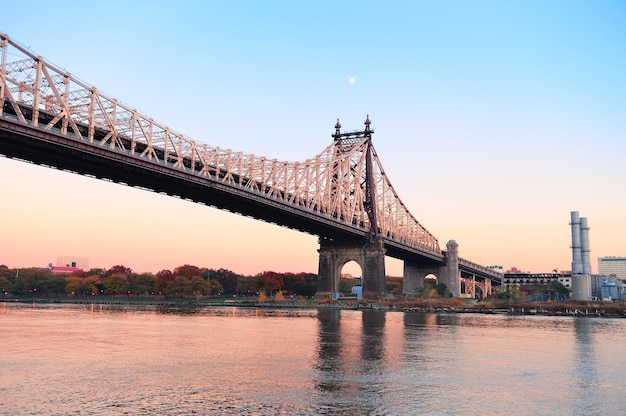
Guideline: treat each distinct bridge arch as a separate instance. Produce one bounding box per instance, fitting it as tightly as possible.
[424,273,438,284]
[317,238,386,299]
[340,260,362,280]
[339,260,362,297]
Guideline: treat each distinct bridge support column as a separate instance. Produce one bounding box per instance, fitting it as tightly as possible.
[316,237,386,300]
[402,262,440,296]
[483,278,492,298]
[362,240,386,300]
[439,240,460,297]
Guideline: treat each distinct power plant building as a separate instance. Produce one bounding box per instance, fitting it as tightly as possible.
[570,211,592,300]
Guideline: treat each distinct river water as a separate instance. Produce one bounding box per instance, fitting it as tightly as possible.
[1,302,624,415]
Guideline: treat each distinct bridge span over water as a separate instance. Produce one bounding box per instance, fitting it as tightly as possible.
[0,34,501,299]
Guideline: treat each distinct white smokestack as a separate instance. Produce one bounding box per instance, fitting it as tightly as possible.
[571,211,583,275]
[580,217,591,275]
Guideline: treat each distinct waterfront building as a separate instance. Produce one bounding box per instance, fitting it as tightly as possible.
[598,256,626,280]
[502,271,572,299]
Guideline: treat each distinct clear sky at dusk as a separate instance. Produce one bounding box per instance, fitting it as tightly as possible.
[1,1,625,276]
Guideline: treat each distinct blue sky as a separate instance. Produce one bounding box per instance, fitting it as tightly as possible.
[1,1,625,275]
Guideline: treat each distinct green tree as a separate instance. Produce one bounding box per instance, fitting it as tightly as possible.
[415,279,440,298]
[102,274,129,295]
[207,279,224,296]
[550,281,571,299]
[386,276,403,294]
[37,274,67,294]
[10,268,61,295]
[500,285,524,304]
[0,275,11,295]
[189,276,210,296]
[130,273,155,296]
[435,282,449,298]
[236,275,258,296]
[532,282,547,296]
[339,277,358,294]
[207,268,240,294]
[298,273,318,297]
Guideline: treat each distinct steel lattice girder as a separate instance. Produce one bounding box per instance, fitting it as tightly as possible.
[0,33,440,255]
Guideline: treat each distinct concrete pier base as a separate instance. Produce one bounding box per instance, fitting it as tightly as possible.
[402,240,461,297]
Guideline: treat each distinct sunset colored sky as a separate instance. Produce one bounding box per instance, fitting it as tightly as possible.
[1,1,625,277]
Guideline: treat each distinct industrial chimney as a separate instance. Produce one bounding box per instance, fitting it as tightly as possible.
[570,211,592,300]
[580,217,591,275]
[570,211,583,275]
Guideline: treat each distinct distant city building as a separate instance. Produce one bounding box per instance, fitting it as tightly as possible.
[50,265,82,275]
[49,255,88,275]
[598,256,626,280]
[57,255,89,270]
[505,266,527,274]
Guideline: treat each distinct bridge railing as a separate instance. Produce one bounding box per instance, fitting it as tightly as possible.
[458,257,503,279]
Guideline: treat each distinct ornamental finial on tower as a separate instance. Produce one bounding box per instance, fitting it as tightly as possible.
[364,115,372,133]
[333,118,342,140]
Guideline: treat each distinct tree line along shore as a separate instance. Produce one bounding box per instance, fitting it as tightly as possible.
[2,264,624,318]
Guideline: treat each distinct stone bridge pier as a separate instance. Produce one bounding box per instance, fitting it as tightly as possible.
[316,237,386,300]
[402,240,461,297]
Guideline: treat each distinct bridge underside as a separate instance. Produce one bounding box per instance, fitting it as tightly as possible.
[0,118,364,242]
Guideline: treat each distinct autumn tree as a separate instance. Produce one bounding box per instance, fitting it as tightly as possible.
[386,276,403,294]
[65,275,102,296]
[257,271,284,295]
[174,264,203,279]
[154,269,175,295]
[104,265,132,278]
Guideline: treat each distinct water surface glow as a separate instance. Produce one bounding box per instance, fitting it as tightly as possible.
[1,303,624,415]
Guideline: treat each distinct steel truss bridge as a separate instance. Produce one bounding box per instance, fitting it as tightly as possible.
[0,34,501,298]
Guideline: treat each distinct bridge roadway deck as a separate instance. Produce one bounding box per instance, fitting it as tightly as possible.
[0,115,501,284]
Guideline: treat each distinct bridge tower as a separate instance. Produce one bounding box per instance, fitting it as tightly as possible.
[316,117,387,300]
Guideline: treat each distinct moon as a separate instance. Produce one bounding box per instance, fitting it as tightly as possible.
[348,76,356,84]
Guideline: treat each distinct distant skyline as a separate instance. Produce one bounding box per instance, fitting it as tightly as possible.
[1,1,625,276]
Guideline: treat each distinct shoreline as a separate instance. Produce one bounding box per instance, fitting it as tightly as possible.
[4,296,625,318]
